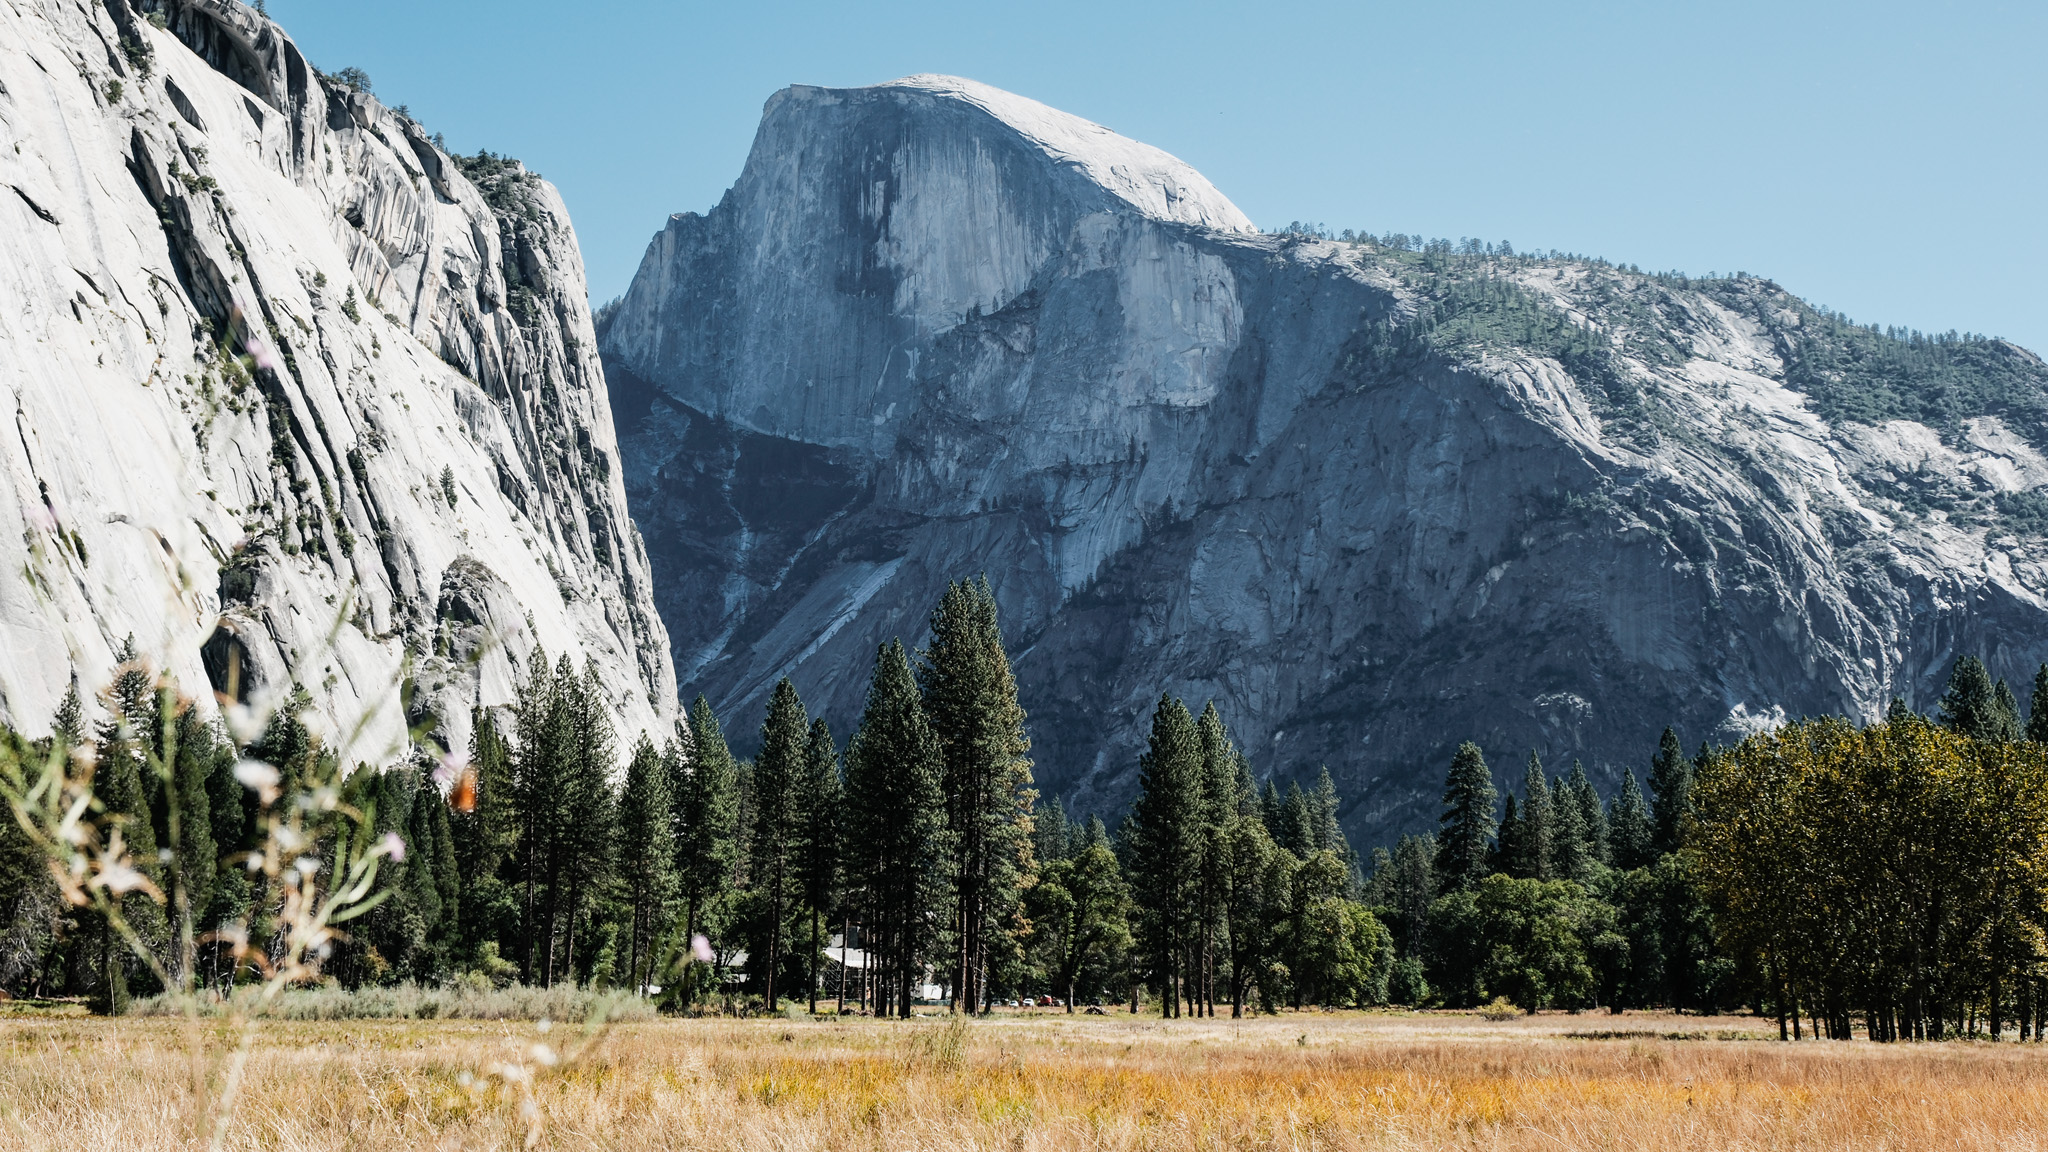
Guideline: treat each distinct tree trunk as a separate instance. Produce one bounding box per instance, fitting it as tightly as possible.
[764,874,781,1010]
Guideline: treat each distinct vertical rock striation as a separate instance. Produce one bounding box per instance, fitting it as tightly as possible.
[0,0,675,756]
[604,75,2048,844]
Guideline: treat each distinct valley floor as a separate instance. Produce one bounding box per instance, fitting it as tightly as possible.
[2,1007,2045,1149]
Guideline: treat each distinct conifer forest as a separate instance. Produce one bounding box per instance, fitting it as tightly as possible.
[7,579,2048,1044]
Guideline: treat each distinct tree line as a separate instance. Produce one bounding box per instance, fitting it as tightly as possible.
[10,606,2048,1037]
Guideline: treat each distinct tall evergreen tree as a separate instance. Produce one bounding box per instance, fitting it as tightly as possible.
[1490,794,1523,878]
[93,639,166,1010]
[1366,833,1437,959]
[556,661,620,982]
[1308,765,1346,858]
[1035,795,1076,864]
[1259,779,1284,834]
[1127,695,1203,1016]
[673,697,739,951]
[421,785,460,971]
[615,733,675,993]
[1436,742,1497,893]
[1548,773,1588,883]
[918,577,1034,1014]
[165,706,224,988]
[1991,679,2022,742]
[1277,782,1315,858]
[511,651,567,982]
[1938,656,2000,740]
[2029,664,2048,744]
[1518,754,1553,880]
[1193,702,1246,1016]
[453,706,518,961]
[240,686,322,971]
[842,641,949,1018]
[1609,770,1654,870]
[748,678,809,1007]
[1568,760,1607,865]
[798,717,842,1013]
[52,682,84,747]
[1647,727,1691,856]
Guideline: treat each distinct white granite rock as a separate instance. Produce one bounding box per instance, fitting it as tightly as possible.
[0,0,675,760]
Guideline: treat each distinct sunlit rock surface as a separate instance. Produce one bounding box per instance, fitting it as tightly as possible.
[604,74,2048,843]
[0,0,675,757]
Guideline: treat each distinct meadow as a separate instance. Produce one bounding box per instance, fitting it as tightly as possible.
[3,1007,2047,1150]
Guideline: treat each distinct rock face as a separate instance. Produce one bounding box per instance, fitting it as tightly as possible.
[603,74,2048,844]
[0,0,675,757]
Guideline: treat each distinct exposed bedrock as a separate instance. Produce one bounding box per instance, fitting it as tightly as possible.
[1,0,675,756]
[604,74,2048,843]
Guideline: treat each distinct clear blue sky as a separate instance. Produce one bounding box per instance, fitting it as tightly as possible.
[269,0,2046,353]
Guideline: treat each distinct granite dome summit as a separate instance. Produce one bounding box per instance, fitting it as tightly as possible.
[602,74,2048,843]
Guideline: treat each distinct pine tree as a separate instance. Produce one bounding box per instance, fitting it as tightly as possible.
[1491,794,1523,878]
[1518,754,1552,880]
[1193,703,1245,1016]
[453,706,518,961]
[240,686,321,971]
[556,661,619,983]
[843,641,949,1018]
[1035,795,1075,864]
[166,707,223,988]
[798,718,842,1013]
[1647,727,1691,856]
[747,679,810,1007]
[1308,765,1346,858]
[615,733,675,993]
[673,697,739,951]
[1127,695,1203,1017]
[424,787,460,967]
[1278,783,1315,858]
[1436,742,1496,892]
[511,651,567,982]
[1567,760,1606,865]
[1548,773,1588,883]
[1259,778,1284,833]
[918,577,1034,1014]
[52,683,84,748]
[1991,680,2022,742]
[1371,834,1436,959]
[1609,770,1654,870]
[94,638,166,1011]
[1938,656,1999,740]
[2029,665,2048,743]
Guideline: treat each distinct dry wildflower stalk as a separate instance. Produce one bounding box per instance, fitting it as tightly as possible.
[0,600,613,1149]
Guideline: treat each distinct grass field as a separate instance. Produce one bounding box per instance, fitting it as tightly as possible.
[3,1007,2047,1150]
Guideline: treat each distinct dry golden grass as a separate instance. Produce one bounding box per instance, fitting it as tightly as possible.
[3,1008,2047,1150]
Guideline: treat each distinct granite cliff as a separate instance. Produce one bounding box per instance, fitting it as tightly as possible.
[603,75,2048,844]
[0,0,675,756]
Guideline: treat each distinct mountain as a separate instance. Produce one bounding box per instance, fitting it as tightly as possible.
[600,74,2048,845]
[0,0,675,755]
